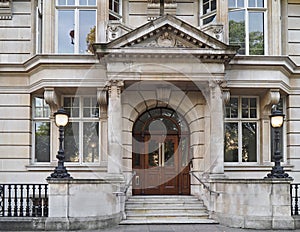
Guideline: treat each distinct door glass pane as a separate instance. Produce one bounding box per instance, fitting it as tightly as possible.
[242,122,257,162]
[58,10,74,53]
[229,10,245,55]
[249,12,264,55]
[83,122,99,162]
[35,122,50,162]
[148,140,159,167]
[224,123,238,162]
[164,140,174,167]
[181,137,189,166]
[64,122,79,162]
[79,10,96,54]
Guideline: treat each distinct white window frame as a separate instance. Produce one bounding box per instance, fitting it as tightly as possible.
[224,96,260,164]
[200,0,217,26]
[55,0,97,54]
[32,96,51,164]
[228,0,268,55]
[109,0,122,21]
[63,95,100,165]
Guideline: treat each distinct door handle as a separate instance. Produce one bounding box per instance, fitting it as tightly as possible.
[135,176,140,186]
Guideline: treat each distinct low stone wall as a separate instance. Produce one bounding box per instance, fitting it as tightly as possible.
[45,176,125,231]
[208,178,294,230]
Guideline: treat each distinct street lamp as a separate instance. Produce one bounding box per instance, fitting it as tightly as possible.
[47,108,72,179]
[265,110,291,179]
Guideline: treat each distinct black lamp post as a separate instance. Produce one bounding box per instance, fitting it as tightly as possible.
[265,110,291,179]
[47,108,72,179]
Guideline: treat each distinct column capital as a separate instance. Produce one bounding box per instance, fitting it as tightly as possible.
[106,80,124,98]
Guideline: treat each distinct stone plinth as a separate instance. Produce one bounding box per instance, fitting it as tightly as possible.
[208,178,294,230]
[46,177,124,230]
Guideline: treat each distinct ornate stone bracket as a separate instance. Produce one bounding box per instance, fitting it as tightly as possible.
[261,89,280,116]
[0,0,12,20]
[44,88,59,116]
[107,22,131,42]
[97,88,108,118]
[201,24,224,43]
[222,89,230,105]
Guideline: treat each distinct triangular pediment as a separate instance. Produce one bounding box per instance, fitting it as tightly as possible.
[93,15,238,62]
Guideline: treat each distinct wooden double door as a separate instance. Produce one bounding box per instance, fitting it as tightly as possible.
[132,134,190,195]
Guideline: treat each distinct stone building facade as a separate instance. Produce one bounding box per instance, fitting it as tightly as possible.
[0,0,299,230]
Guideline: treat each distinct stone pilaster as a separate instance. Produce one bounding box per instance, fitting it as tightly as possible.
[107,80,124,174]
[208,81,225,177]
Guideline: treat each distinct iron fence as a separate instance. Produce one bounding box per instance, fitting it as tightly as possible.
[291,183,300,216]
[0,184,48,217]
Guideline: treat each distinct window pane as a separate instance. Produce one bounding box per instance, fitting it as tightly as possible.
[58,10,75,53]
[211,0,216,11]
[181,137,189,166]
[229,10,246,55]
[79,10,96,54]
[164,139,175,167]
[249,12,264,55]
[226,97,238,118]
[83,122,99,162]
[203,15,216,25]
[64,122,79,162]
[242,122,257,162]
[79,0,87,5]
[67,0,75,5]
[237,0,244,7]
[58,0,66,5]
[35,122,50,162]
[224,123,238,162]
[242,98,249,118]
[248,0,255,7]
[228,0,235,7]
[257,0,264,7]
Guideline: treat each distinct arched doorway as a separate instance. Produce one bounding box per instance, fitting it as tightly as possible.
[132,107,190,195]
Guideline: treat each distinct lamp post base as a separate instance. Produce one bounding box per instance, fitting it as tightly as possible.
[265,166,292,179]
[47,166,73,179]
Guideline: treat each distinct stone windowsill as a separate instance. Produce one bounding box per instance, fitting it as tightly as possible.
[26,163,107,172]
[224,163,293,171]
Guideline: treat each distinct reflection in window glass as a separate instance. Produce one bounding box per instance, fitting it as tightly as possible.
[83,122,99,162]
[242,122,257,162]
[79,10,96,54]
[224,123,238,162]
[229,0,265,55]
[58,10,74,54]
[229,10,245,55]
[64,122,80,162]
[35,122,50,162]
[249,12,264,55]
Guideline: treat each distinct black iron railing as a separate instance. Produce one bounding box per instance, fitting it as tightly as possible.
[0,184,48,217]
[291,183,300,216]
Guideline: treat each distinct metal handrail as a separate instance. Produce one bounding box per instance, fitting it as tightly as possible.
[190,171,220,196]
[123,171,136,195]
[113,171,136,196]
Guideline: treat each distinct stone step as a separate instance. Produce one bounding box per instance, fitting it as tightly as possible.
[126,204,206,210]
[126,212,209,218]
[120,218,218,225]
[121,195,216,225]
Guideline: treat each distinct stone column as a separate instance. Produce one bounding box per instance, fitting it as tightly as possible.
[107,80,124,174]
[208,81,225,176]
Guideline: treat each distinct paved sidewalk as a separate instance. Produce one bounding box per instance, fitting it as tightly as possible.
[99,224,299,232]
